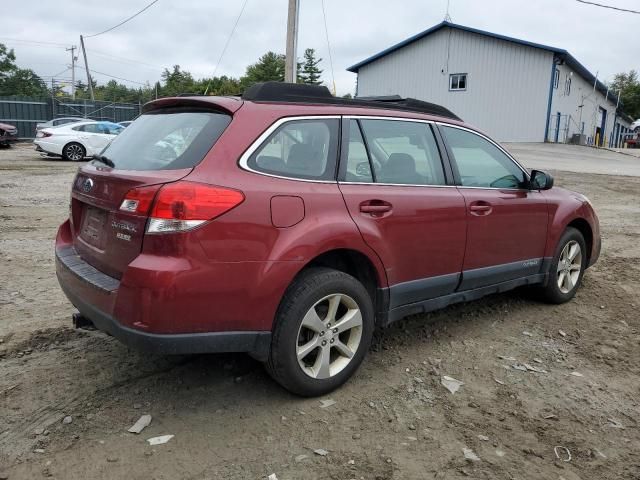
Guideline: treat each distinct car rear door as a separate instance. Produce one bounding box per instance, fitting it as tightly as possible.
[73,123,101,155]
[338,118,467,310]
[438,124,549,290]
[88,123,117,154]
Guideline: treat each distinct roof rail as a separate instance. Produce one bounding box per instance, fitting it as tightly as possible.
[241,82,462,121]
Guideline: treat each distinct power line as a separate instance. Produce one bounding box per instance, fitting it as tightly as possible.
[320,0,336,95]
[575,0,640,14]
[86,67,148,86]
[85,0,160,38]
[49,67,72,78]
[0,37,70,47]
[86,49,164,70]
[204,0,249,95]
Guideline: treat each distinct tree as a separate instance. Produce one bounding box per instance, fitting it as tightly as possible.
[610,70,640,120]
[0,68,48,96]
[201,75,242,96]
[240,52,285,89]
[160,65,197,96]
[0,44,17,80]
[298,48,323,85]
[0,43,47,97]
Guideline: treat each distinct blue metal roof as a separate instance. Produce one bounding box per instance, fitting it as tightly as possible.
[347,21,622,107]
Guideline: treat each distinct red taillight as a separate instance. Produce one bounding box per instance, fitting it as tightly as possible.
[120,184,162,216]
[37,131,52,138]
[151,182,244,220]
[122,181,244,234]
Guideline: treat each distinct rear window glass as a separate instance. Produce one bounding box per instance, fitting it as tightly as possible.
[247,119,339,180]
[98,108,231,170]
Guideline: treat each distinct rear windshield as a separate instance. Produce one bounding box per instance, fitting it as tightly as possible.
[98,108,231,170]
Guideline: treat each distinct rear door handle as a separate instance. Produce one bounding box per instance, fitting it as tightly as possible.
[469,201,493,216]
[359,200,392,215]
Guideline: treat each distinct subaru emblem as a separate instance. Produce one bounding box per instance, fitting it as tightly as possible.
[82,178,94,193]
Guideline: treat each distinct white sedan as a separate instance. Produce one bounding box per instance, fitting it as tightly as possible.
[34,121,124,161]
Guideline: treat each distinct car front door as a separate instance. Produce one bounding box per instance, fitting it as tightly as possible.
[439,124,549,290]
[338,118,467,311]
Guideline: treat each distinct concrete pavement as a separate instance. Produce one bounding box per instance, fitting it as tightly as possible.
[503,142,640,177]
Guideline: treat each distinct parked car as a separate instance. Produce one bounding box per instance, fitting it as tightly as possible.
[55,82,601,396]
[630,119,640,133]
[35,121,125,161]
[118,121,133,128]
[35,117,87,135]
[0,121,18,147]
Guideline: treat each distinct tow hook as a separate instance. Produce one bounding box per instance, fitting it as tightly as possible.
[72,312,96,331]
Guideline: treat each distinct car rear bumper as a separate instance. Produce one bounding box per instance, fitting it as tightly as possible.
[33,139,63,155]
[59,276,270,358]
[55,234,271,360]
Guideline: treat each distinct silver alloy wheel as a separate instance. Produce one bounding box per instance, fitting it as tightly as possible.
[296,293,363,379]
[65,144,84,161]
[557,240,582,294]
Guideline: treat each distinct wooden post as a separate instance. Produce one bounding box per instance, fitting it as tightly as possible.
[284,0,299,83]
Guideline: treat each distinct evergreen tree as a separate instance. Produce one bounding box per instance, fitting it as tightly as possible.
[161,65,197,96]
[240,52,285,88]
[298,48,323,85]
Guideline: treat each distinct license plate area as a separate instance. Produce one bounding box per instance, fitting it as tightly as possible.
[80,206,108,248]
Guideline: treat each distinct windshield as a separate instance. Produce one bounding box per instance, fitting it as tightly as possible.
[98,108,231,170]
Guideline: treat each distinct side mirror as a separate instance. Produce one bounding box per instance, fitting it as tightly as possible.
[529,170,554,190]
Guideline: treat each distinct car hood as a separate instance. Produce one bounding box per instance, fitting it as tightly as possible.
[0,122,17,130]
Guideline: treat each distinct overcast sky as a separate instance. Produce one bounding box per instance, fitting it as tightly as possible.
[3,0,639,96]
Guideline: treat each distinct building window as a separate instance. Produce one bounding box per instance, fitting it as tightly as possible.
[449,73,467,91]
[564,75,572,96]
[553,69,559,89]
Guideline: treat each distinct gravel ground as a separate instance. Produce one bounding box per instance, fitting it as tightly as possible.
[1,143,639,480]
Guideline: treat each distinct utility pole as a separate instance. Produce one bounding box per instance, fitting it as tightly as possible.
[79,35,95,101]
[66,45,77,99]
[284,0,300,83]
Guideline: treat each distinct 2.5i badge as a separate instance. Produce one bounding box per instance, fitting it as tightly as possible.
[112,219,137,242]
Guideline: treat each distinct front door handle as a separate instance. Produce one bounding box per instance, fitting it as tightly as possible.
[360,200,392,215]
[469,201,493,216]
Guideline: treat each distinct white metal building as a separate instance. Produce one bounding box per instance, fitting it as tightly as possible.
[348,21,634,144]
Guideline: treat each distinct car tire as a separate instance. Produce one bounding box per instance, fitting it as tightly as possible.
[62,142,86,162]
[266,267,374,397]
[537,227,587,304]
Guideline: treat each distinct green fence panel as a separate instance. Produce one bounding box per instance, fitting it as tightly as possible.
[0,95,142,139]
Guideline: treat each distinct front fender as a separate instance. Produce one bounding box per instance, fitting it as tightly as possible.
[543,189,600,264]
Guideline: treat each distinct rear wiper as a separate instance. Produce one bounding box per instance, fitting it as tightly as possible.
[92,154,115,168]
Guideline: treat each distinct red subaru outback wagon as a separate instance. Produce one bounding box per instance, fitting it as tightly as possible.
[56,82,600,396]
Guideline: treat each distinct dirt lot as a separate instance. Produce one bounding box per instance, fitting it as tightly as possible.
[1,143,639,480]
